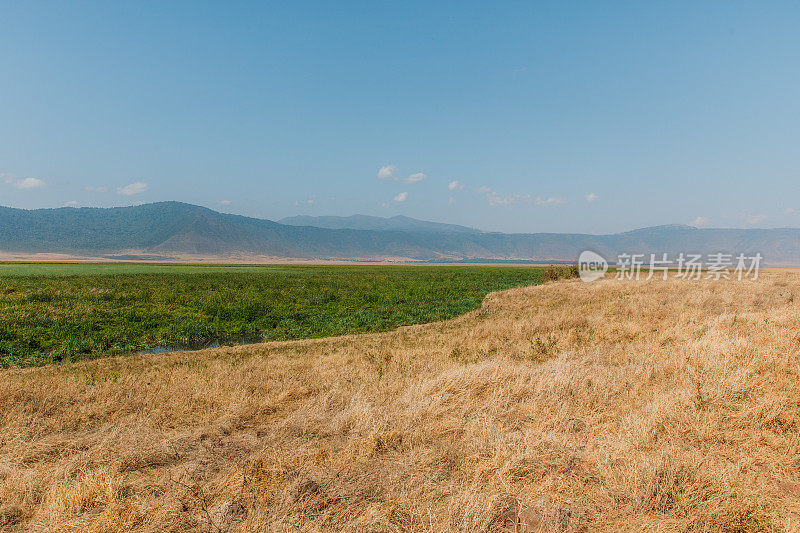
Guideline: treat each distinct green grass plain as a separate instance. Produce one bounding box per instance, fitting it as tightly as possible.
[0,263,575,368]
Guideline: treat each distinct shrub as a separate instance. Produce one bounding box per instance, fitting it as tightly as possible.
[543,264,579,282]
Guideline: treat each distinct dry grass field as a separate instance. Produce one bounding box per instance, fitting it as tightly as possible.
[2,272,800,531]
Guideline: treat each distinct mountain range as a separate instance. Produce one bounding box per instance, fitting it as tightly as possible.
[1,202,799,265]
[279,214,480,233]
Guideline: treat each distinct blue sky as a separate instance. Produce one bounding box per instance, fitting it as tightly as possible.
[1,1,799,234]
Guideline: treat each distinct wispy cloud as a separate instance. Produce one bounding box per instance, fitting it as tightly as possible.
[85,186,109,193]
[692,216,711,227]
[585,192,598,203]
[535,197,564,206]
[5,176,45,189]
[448,180,464,191]
[490,194,531,206]
[479,187,531,206]
[448,196,456,205]
[294,197,316,207]
[477,186,564,207]
[218,200,231,206]
[746,214,767,225]
[63,201,78,207]
[488,192,531,206]
[117,182,148,196]
[394,192,408,202]
[378,165,426,184]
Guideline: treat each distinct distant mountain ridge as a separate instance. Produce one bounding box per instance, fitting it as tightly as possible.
[279,214,481,234]
[1,202,799,265]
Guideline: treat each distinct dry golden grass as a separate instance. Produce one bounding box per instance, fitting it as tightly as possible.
[2,272,800,531]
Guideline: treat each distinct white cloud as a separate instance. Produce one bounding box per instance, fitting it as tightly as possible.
[535,197,564,206]
[394,192,408,202]
[448,196,456,205]
[585,192,598,203]
[63,201,78,207]
[5,176,46,189]
[219,200,231,206]
[377,165,398,180]
[378,165,426,184]
[478,187,535,206]
[477,187,563,208]
[746,214,767,225]
[294,197,316,207]
[692,216,711,227]
[85,186,109,193]
[117,181,148,196]
[486,190,531,206]
[19,177,45,189]
[448,180,464,191]
[381,202,390,208]
[490,193,531,206]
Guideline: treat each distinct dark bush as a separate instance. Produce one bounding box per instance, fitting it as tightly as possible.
[543,264,579,282]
